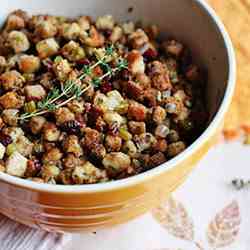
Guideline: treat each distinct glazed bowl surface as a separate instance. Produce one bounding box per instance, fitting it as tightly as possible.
[0,0,235,232]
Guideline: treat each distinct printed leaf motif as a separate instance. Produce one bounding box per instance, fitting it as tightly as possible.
[207,201,241,248]
[152,196,194,241]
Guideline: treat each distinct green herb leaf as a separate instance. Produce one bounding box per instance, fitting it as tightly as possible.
[117,58,128,70]
[105,44,114,56]
[92,77,101,87]
[37,101,44,109]
[47,88,60,100]
[82,65,92,76]
[47,103,57,111]
[71,84,82,99]
[100,61,112,74]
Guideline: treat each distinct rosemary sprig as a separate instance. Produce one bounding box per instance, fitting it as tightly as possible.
[19,45,127,121]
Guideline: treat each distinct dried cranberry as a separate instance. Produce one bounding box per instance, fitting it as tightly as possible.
[75,114,86,128]
[143,48,158,61]
[86,105,103,116]
[77,58,90,66]
[121,69,131,81]
[61,120,82,134]
[87,106,103,126]
[95,117,107,132]
[0,133,12,147]
[33,159,42,172]
[103,29,112,38]
[100,82,113,94]
[108,122,119,136]
[88,144,105,165]
[25,159,42,177]
[76,58,91,71]
[94,106,103,116]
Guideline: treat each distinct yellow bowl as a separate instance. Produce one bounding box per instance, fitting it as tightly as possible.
[0,0,236,232]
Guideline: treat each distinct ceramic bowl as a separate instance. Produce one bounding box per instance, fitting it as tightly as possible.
[0,0,236,232]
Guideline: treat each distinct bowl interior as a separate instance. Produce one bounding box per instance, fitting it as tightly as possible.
[0,0,229,120]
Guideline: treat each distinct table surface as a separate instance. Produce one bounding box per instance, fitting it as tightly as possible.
[208,0,250,131]
[63,139,250,250]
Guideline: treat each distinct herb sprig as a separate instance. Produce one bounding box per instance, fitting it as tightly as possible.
[19,45,128,121]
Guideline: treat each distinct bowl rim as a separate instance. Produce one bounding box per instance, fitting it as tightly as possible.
[0,0,236,193]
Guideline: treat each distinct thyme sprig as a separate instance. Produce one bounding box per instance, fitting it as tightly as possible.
[19,45,128,121]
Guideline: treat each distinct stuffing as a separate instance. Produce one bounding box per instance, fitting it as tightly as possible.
[0,11,207,184]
